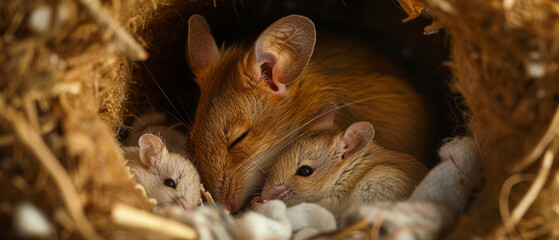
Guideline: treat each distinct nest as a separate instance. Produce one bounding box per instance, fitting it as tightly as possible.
[1,0,558,239]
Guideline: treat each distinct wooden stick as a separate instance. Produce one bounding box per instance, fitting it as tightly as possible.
[510,141,555,228]
[201,184,216,205]
[512,106,559,172]
[396,0,425,23]
[369,214,384,240]
[328,218,370,240]
[111,203,197,239]
[0,95,103,240]
[78,0,148,61]
[500,139,557,234]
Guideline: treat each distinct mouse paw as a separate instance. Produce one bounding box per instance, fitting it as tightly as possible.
[250,196,266,209]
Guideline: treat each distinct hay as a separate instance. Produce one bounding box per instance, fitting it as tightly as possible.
[425,0,559,238]
[1,0,558,239]
[0,0,198,238]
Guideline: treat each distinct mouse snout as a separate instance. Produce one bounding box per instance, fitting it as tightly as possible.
[224,201,234,212]
[176,198,192,211]
[221,185,235,212]
[262,184,290,202]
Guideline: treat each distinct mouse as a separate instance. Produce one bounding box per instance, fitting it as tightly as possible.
[122,133,202,211]
[256,104,428,218]
[185,14,432,212]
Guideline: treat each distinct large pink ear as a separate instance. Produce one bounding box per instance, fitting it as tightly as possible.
[337,122,375,160]
[138,133,168,169]
[187,15,221,76]
[309,103,336,130]
[253,15,316,95]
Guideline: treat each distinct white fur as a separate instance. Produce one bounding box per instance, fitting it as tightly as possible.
[286,202,336,232]
[123,147,202,210]
[344,136,483,240]
[235,200,338,240]
[410,136,482,215]
[235,200,291,240]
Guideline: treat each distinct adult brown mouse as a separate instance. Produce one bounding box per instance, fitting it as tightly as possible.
[258,104,428,218]
[186,14,431,212]
[122,133,202,210]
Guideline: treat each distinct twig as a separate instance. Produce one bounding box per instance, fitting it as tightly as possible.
[369,214,384,240]
[499,173,533,237]
[512,106,559,172]
[0,95,103,240]
[201,184,216,205]
[383,225,439,240]
[500,138,557,235]
[111,203,197,239]
[329,218,370,240]
[78,0,148,61]
[32,166,49,193]
[3,7,24,42]
[396,0,425,23]
[509,140,555,227]
[62,43,117,69]
[518,216,550,239]
[23,95,40,131]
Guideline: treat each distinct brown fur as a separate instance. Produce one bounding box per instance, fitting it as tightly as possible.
[261,125,428,218]
[186,16,431,211]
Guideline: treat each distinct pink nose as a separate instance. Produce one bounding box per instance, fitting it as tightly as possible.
[225,202,234,212]
[177,199,192,211]
[262,184,289,201]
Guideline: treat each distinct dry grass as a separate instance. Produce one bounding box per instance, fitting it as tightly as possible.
[425,0,559,239]
[1,0,558,239]
[0,0,198,238]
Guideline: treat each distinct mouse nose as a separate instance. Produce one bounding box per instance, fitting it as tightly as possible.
[263,184,288,200]
[225,202,234,212]
[177,199,192,211]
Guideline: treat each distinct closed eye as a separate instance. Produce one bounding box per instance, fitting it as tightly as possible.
[229,130,249,150]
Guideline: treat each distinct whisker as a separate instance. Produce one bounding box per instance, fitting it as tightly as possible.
[141,62,189,127]
[250,159,270,177]
[148,98,188,127]
[232,130,307,179]
[246,192,264,198]
[230,93,424,195]
[168,87,195,126]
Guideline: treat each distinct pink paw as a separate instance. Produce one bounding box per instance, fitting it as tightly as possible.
[250,196,266,209]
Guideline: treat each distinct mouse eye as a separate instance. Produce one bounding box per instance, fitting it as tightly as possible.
[164,179,176,189]
[228,130,249,150]
[296,165,314,177]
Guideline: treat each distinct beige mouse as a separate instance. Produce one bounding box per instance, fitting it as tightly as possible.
[122,133,202,210]
[186,14,431,212]
[257,104,428,218]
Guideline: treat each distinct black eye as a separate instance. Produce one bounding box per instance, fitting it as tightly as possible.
[164,179,176,189]
[229,130,249,150]
[296,165,314,177]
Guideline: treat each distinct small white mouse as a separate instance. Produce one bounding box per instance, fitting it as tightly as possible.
[122,133,202,210]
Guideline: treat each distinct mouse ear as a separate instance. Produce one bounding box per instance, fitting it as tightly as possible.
[139,133,169,169]
[309,103,336,130]
[187,14,221,76]
[337,122,375,160]
[252,15,316,95]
